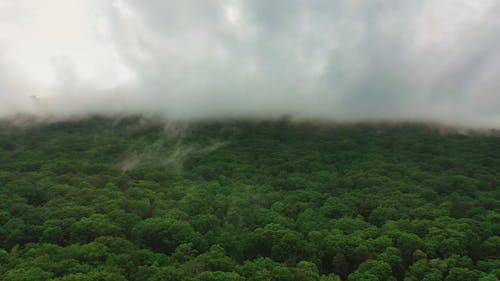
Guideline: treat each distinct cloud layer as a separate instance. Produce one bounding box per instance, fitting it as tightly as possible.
[1,0,500,127]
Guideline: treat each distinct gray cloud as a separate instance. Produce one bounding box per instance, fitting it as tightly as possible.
[0,0,500,128]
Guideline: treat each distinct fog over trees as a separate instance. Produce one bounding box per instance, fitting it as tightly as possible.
[0,1,499,281]
[1,1,500,128]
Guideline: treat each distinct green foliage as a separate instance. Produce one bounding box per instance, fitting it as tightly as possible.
[3,267,53,281]
[295,261,320,281]
[194,271,244,281]
[0,117,498,280]
[148,266,188,281]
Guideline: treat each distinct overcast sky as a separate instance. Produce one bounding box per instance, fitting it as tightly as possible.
[1,0,499,127]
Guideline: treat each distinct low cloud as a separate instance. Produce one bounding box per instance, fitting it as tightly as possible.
[1,0,500,128]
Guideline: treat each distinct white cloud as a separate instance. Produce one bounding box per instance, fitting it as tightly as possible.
[0,0,499,128]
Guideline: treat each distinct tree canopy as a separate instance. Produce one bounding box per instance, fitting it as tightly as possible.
[0,117,498,281]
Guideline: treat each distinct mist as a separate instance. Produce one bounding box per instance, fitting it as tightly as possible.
[1,0,500,128]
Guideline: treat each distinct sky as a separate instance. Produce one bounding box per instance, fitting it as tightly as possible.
[0,0,500,128]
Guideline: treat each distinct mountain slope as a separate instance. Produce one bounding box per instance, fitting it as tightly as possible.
[0,117,498,281]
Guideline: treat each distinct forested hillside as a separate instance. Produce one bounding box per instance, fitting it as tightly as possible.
[0,117,498,281]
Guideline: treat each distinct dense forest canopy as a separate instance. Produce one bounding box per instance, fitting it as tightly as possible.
[0,116,498,281]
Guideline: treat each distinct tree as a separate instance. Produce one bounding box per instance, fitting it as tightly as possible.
[148,266,188,281]
[295,261,320,281]
[132,217,204,254]
[194,245,235,272]
[349,259,393,281]
[2,267,53,281]
[236,258,294,281]
[445,267,482,281]
[194,271,244,281]
[69,214,122,243]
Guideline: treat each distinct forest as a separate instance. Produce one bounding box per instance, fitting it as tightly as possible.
[0,116,498,281]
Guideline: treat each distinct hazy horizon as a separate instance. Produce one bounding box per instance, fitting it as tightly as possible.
[1,1,500,128]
